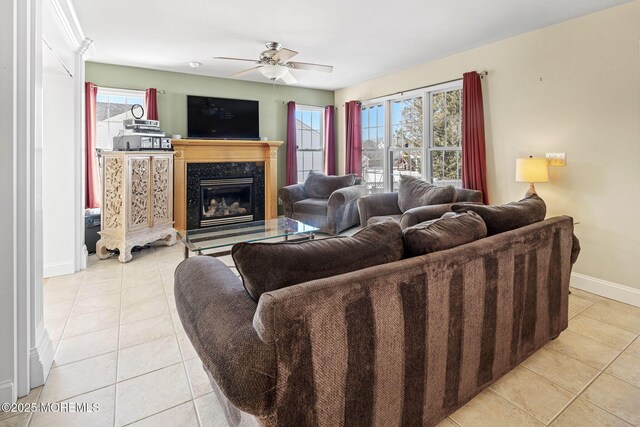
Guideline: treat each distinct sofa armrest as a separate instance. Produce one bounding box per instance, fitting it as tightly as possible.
[328,184,368,210]
[357,192,401,227]
[456,188,483,203]
[399,203,455,229]
[278,184,307,217]
[174,256,275,416]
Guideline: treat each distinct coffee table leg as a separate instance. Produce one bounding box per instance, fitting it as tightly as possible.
[184,245,189,259]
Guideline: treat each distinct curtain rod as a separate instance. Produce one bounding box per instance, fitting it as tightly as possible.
[281,102,330,108]
[346,70,488,105]
[97,85,166,95]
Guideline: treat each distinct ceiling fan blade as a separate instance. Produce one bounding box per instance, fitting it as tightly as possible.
[230,66,261,77]
[289,61,333,73]
[280,72,298,85]
[214,56,259,64]
[273,48,298,62]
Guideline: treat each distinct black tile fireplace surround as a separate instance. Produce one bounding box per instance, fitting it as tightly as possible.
[186,162,265,230]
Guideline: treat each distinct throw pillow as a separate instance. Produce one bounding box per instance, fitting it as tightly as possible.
[232,220,404,301]
[452,194,546,236]
[402,211,487,257]
[397,175,457,212]
[304,170,356,199]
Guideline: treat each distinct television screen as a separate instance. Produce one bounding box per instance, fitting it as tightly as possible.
[187,95,259,139]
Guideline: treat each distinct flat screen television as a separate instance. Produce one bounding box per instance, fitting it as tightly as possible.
[187,95,259,140]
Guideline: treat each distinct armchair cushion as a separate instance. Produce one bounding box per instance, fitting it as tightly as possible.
[368,214,403,224]
[452,194,546,236]
[398,175,457,212]
[402,211,487,257]
[232,220,404,301]
[304,170,356,199]
[292,198,328,216]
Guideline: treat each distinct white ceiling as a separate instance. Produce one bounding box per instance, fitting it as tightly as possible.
[73,0,630,91]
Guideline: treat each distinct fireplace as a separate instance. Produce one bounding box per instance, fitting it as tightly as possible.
[186,162,265,230]
[200,177,254,227]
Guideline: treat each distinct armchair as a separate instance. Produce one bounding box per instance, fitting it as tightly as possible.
[358,181,482,230]
[279,171,368,235]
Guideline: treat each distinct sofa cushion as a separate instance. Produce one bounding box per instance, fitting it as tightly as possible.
[397,175,457,212]
[452,194,546,236]
[304,171,356,199]
[232,220,404,301]
[402,211,487,257]
[292,198,328,216]
[367,214,403,225]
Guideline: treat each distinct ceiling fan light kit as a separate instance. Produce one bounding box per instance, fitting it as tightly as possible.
[258,64,290,81]
[213,41,334,85]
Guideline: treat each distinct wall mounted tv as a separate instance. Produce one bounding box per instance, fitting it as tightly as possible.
[187,95,259,140]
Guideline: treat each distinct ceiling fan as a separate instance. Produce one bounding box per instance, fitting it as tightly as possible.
[214,42,333,85]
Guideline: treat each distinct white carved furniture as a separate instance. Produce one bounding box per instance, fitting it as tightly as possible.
[96,151,177,263]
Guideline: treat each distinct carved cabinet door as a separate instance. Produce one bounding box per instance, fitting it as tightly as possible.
[151,155,173,226]
[126,156,152,231]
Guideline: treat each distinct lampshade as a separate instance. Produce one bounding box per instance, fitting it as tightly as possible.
[515,157,549,183]
[259,65,289,81]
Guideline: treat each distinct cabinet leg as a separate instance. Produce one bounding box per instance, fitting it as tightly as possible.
[118,245,133,263]
[163,230,177,247]
[96,240,110,260]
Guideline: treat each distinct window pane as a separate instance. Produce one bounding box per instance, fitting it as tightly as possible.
[430,150,462,187]
[361,109,369,128]
[391,97,422,148]
[445,114,461,147]
[433,119,445,147]
[390,150,421,191]
[362,150,384,193]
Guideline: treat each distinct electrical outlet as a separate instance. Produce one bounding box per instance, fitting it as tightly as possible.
[545,152,566,167]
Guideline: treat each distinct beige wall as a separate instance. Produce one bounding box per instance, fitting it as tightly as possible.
[335,1,640,290]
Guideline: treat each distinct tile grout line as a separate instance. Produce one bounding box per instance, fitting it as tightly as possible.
[157,247,205,427]
[113,262,125,427]
[545,335,638,425]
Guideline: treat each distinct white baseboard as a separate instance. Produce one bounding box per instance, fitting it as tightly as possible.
[30,327,54,388]
[571,272,640,308]
[43,259,75,278]
[0,379,15,404]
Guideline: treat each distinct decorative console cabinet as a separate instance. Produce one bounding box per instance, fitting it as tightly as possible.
[96,151,177,263]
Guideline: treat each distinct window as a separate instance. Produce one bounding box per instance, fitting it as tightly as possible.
[429,88,462,186]
[361,104,384,193]
[361,82,463,192]
[295,106,324,183]
[96,87,145,150]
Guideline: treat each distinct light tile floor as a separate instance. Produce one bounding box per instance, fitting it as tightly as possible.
[1,243,639,427]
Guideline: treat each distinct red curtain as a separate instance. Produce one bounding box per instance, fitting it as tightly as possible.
[462,72,489,204]
[323,105,336,175]
[85,82,100,208]
[344,101,362,175]
[145,88,158,120]
[285,101,298,185]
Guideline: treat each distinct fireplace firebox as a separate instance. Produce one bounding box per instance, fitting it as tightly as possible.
[200,178,254,227]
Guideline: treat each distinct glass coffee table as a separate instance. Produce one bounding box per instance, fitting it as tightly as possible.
[181,217,319,258]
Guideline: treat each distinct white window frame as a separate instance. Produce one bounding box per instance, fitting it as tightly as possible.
[295,104,324,183]
[95,86,146,151]
[361,80,462,192]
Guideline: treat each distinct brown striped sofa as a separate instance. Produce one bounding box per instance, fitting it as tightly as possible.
[175,215,576,427]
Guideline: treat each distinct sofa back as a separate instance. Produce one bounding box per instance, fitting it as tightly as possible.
[455,188,483,203]
[253,216,574,426]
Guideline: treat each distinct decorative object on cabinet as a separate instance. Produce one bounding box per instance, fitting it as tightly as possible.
[96,151,177,263]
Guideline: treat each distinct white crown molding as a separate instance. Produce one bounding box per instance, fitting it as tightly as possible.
[48,0,84,49]
[571,272,640,308]
[78,37,95,59]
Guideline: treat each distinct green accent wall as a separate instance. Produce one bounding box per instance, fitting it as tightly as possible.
[85,62,335,191]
